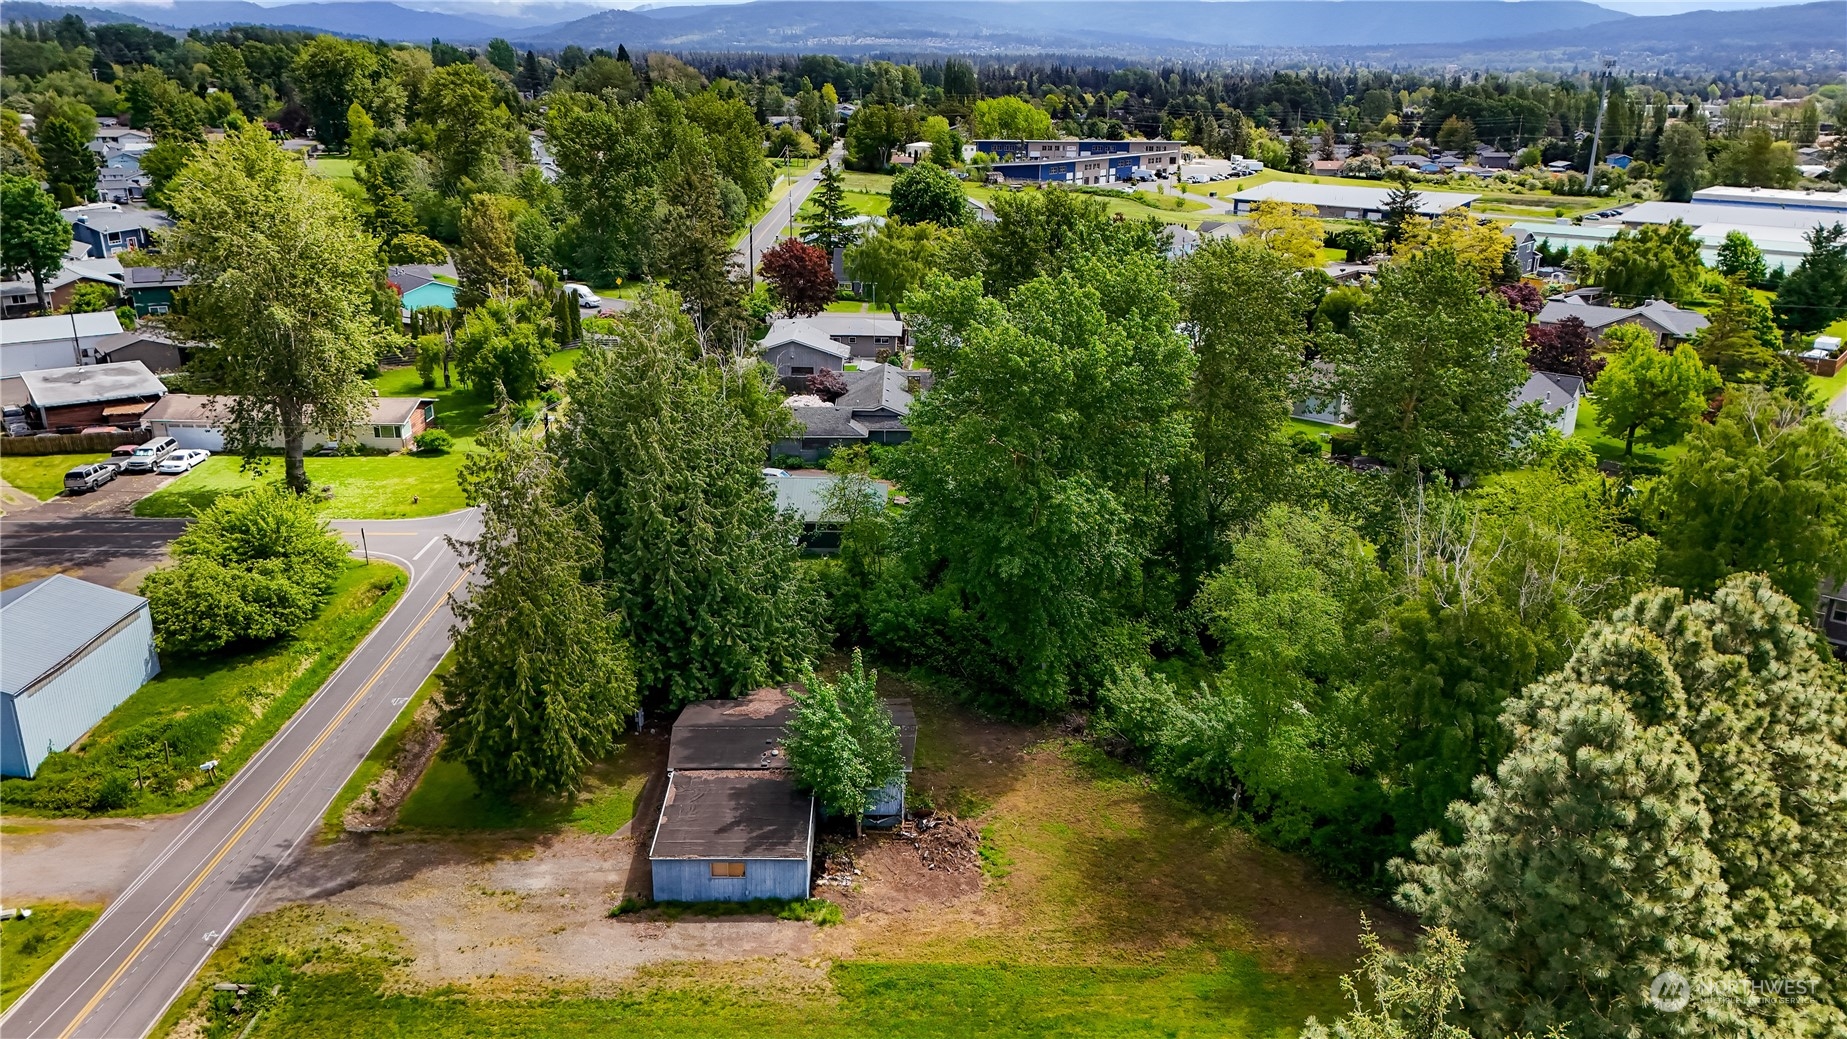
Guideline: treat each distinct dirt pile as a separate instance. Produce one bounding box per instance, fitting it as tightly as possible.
[902,813,981,875]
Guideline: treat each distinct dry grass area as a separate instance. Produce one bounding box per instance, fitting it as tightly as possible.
[159,672,1398,1038]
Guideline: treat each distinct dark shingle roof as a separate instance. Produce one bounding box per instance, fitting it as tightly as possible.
[649,771,814,860]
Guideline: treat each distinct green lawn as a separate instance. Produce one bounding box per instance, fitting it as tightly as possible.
[395,739,653,836]
[132,360,568,521]
[0,453,107,500]
[0,563,405,817]
[1572,393,1682,471]
[0,903,101,1012]
[164,674,1368,1039]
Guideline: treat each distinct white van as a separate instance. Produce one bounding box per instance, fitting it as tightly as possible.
[123,436,179,472]
[564,283,603,308]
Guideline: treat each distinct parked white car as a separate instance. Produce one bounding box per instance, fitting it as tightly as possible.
[156,449,211,475]
[564,283,603,308]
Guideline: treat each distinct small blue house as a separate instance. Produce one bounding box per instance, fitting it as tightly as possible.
[649,687,918,902]
[1,575,160,778]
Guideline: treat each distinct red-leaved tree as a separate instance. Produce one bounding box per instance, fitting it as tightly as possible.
[759,239,837,318]
[1524,316,1605,384]
[1494,281,1544,318]
[806,368,848,402]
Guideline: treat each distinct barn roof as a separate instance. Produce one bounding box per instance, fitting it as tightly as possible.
[668,687,917,770]
[649,771,814,860]
[1,575,149,697]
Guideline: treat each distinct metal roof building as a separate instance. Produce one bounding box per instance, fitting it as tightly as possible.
[1,575,161,778]
[1230,181,1480,220]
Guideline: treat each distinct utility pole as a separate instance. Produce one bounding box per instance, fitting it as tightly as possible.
[1586,58,1616,192]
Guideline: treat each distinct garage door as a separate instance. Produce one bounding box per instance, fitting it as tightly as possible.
[159,425,225,452]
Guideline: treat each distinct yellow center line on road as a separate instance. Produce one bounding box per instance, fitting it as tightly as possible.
[56,571,467,1039]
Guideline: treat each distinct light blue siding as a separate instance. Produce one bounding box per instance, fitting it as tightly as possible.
[1,608,159,778]
[865,776,906,826]
[651,858,811,902]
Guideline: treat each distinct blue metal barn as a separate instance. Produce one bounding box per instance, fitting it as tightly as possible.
[1,575,160,778]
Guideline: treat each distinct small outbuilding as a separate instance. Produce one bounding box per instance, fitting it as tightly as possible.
[1,575,161,779]
[650,686,919,902]
[18,360,166,430]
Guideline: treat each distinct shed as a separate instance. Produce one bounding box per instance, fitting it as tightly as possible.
[96,328,188,373]
[1,575,161,778]
[649,771,816,901]
[18,360,166,430]
[651,686,920,901]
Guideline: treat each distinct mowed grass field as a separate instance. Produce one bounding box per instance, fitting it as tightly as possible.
[133,354,581,521]
[0,453,109,500]
[164,672,1375,1038]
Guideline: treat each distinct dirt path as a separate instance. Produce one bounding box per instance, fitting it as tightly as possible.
[0,814,191,905]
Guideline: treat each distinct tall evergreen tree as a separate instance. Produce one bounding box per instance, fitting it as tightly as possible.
[1613,576,1847,1033]
[801,161,861,255]
[38,110,98,206]
[442,416,638,796]
[557,292,821,708]
[1771,222,1847,335]
[1396,622,1746,1039]
[1379,174,1422,246]
[655,141,746,348]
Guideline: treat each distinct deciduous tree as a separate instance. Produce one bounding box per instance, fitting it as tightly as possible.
[1522,315,1603,384]
[844,221,940,319]
[442,416,637,796]
[891,252,1193,711]
[888,161,969,228]
[1589,330,1719,458]
[783,650,901,834]
[37,108,98,206]
[1649,388,1847,606]
[1329,248,1535,479]
[758,238,836,317]
[164,126,386,494]
[1714,229,1766,284]
[1659,120,1706,203]
[970,96,1053,140]
[0,174,73,313]
[1246,199,1324,268]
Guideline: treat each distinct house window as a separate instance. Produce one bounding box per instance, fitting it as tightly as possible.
[791,366,815,377]
[709,862,747,878]
[1832,603,1847,624]
[149,305,168,315]
[373,424,400,439]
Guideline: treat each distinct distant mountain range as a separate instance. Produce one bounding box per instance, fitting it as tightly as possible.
[5,0,1843,67]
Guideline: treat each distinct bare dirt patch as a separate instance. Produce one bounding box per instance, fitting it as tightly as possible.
[341,697,441,832]
[0,813,189,904]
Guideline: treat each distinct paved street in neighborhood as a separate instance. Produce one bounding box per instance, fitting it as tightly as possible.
[0,510,477,1039]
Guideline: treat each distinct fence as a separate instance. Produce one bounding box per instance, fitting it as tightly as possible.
[0,429,149,455]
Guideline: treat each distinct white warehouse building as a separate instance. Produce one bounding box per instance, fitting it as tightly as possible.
[1,575,161,779]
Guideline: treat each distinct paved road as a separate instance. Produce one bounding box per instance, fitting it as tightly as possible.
[1830,381,1847,431]
[738,146,838,275]
[1,510,478,1039]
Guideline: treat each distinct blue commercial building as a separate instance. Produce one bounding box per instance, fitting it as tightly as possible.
[977,138,1184,185]
[1,575,160,778]
[649,688,917,902]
